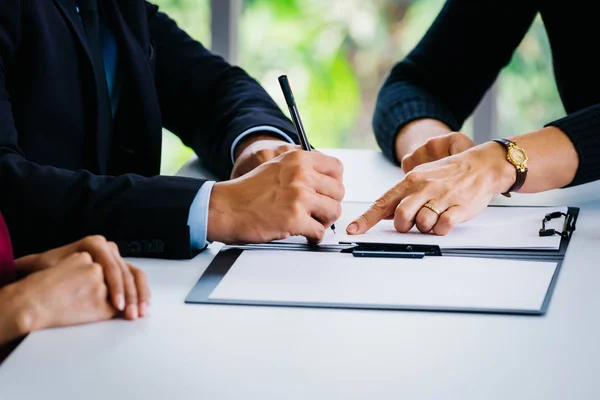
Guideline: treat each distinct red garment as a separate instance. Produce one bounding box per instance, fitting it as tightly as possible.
[0,213,15,288]
[0,213,16,363]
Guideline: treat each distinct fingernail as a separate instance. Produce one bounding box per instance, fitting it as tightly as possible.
[127,304,138,320]
[139,302,148,317]
[116,295,125,311]
[347,223,358,234]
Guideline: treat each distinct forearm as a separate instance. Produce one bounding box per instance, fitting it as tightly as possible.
[510,126,579,192]
[394,118,453,162]
[0,283,34,345]
[477,126,579,194]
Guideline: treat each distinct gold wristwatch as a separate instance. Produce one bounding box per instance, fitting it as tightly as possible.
[492,139,528,198]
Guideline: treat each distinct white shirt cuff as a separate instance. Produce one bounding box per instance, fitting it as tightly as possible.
[230,125,296,164]
[187,181,216,250]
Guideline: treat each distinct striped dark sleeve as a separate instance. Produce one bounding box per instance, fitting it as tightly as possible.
[373,82,460,164]
[546,104,600,187]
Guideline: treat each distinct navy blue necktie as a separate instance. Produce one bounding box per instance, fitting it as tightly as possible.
[78,0,113,171]
[78,0,110,98]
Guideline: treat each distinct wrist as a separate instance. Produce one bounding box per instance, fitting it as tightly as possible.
[234,135,286,161]
[0,282,39,341]
[473,142,517,195]
[207,182,237,243]
[395,118,453,162]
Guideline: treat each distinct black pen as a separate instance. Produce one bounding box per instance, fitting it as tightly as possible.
[278,74,336,234]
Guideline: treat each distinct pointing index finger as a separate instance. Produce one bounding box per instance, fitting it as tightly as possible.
[346,187,404,235]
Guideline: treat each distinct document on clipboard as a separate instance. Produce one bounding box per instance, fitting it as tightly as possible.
[186,249,560,315]
[276,203,572,250]
[185,205,578,315]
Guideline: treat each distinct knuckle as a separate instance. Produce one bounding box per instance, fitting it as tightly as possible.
[401,154,413,166]
[314,225,325,242]
[394,206,411,223]
[361,211,376,225]
[123,268,135,284]
[77,251,93,265]
[441,213,456,226]
[85,235,107,246]
[404,171,420,184]
[292,187,308,204]
[90,262,104,278]
[424,138,439,152]
[107,241,119,252]
[338,182,346,200]
[373,194,390,210]
[438,213,456,228]
[283,149,303,163]
[290,203,306,223]
[333,157,344,174]
[290,167,310,183]
[333,202,343,220]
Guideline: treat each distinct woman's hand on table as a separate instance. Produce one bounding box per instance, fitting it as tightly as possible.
[14,236,150,320]
[346,142,515,236]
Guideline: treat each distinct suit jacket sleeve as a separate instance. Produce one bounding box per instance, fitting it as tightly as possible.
[372,0,538,163]
[146,2,300,181]
[0,2,205,259]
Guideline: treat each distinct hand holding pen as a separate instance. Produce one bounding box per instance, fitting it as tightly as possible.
[278,75,338,234]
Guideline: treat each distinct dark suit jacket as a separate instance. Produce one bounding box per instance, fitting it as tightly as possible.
[0,0,298,259]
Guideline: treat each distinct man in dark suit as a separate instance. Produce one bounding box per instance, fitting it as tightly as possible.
[0,0,344,260]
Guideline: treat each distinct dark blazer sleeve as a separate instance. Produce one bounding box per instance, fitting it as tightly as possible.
[146,2,299,181]
[0,3,205,259]
[372,0,538,163]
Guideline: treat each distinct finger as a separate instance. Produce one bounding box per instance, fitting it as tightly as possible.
[308,153,344,181]
[432,205,470,236]
[299,216,326,245]
[60,251,94,268]
[90,263,119,320]
[393,193,432,233]
[414,203,443,233]
[80,236,125,312]
[312,173,345,202]
[402,149,434,173]
[109,242,138,320]
[346,187,404,235]
[402,152,430,173]
[308,193,342,229]
[128,264,151,318]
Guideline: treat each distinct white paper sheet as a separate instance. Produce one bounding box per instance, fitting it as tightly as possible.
[209,251,558,312]
[277,203,566,250]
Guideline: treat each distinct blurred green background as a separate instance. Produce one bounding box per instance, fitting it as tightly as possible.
[155,0,565,175]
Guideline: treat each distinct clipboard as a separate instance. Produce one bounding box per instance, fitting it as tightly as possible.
[185,207,578,315]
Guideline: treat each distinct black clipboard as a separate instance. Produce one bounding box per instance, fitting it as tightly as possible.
[185,207,579,316]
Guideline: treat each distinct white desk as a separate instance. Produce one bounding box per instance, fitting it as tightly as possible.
[2,149,600,400]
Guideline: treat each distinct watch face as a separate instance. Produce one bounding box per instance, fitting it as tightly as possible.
[509,148,527,164]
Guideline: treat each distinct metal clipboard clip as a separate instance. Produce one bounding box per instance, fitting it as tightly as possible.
[339,242,442,259]
[539,211,577,239]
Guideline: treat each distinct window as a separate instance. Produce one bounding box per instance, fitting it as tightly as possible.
[153,0,563,174]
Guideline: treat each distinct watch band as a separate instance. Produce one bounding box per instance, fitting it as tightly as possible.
[492,138,528,195]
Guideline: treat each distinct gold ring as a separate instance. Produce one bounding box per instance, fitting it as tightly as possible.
[422,202,441,216]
